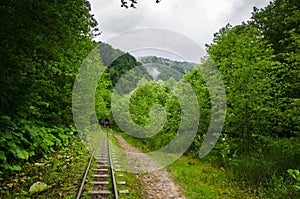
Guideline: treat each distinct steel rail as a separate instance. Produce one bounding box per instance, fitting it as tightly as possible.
[75,140,98,199]
[107,132,119,199]
[76,131,120,199]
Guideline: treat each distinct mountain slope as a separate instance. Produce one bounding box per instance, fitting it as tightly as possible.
[98,42,152,93]
[138,56,197,81]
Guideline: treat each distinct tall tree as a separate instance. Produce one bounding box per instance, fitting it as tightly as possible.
[0,0,98,172]
[207,23,278,153]
[252,0,300,136]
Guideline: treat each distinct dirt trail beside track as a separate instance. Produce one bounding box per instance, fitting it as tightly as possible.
[114,134,186,199]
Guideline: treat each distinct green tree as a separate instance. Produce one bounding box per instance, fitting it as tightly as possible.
[207,23,276,152]
[0,0,98,172]
[252,0,300,137]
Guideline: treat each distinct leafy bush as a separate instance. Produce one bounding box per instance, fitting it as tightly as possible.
[288,169,300,191]
[0,117,76,174]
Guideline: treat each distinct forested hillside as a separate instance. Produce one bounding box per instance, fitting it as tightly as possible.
[98,42,151,86]
[138,56,196,81]
[95,42,152,125]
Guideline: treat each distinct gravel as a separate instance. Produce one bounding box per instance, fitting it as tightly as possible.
[114,134,186,199]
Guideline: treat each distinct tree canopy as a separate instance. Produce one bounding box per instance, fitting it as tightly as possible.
[0,0,98,172]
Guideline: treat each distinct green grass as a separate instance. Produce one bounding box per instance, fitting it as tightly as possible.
[109,131,144,199]
[113,131,300,198]
[166,156,261,199]
[116,131,265,198]
[116,131,148,153]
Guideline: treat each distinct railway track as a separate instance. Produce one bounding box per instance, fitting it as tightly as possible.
[75,130,128,199]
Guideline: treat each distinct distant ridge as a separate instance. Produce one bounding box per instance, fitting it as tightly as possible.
[138,56,197,81]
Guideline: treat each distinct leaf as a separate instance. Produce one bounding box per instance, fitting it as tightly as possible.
[52,158,61,167]
[293,185,300,191]
[0,151,6,161]
[10,165,21,171]
[34,162,45,166]
[29,182,48,194]
[8,143,28,160]
[288,169,297,179]
[18,150,29,160]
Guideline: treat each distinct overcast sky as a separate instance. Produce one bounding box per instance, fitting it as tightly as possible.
[89,0,271,63]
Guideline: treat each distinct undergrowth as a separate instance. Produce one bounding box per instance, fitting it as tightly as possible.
[0,136,89,198]
[167,156,261,199]
[115,131,300,198]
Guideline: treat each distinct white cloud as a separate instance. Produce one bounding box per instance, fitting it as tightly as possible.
[89,0,270,62]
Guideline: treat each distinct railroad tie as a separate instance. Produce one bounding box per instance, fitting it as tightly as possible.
[88,190,111,195]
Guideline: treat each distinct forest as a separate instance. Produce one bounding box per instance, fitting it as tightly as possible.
[0,0,299,198]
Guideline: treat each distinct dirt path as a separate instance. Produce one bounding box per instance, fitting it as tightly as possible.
[114,134,186,199]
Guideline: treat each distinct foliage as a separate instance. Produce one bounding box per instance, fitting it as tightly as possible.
[167,156,264,199]
[0,120,76,173]
[117,80,180,151]
[0,137,90,198]
[95,72,113,122]
[288,169,300,191]
[98,42,123,67]
[116,0,300,197]
[99,42,150,86]
[29,182,48,194]
[1,0,299,197]
[120,0,162,9]
[201,0,300,196]
[95,42,152,125]
[0,0,97,173]
[251,0,300,137]
[139,56,196,81]
[0,0,97,126]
